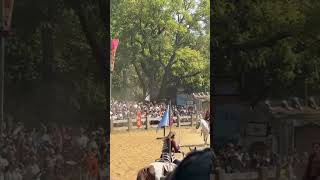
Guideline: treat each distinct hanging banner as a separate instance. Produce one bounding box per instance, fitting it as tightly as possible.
[111,39,119,55]
[110,39,119,72]
[2,0,14,31]
[136,111,142,128]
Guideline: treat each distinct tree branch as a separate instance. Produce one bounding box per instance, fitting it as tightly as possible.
[230,31,293,51]
[72,3,107,77]
[133,63,147,94]
[98,0,108,32]
[180,71,202,79]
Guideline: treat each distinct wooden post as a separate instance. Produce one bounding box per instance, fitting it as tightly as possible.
[128,117,132,131]
[258,167,268,180]
[145,116,149,130]
[276,165,281,179]
[215,168,225,180]
[110,117,113,132]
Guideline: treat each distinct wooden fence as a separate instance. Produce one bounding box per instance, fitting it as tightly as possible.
[210,167,281,180]
[111,115,197,131]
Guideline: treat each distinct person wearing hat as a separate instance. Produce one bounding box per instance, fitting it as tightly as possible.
[160,132,181,165]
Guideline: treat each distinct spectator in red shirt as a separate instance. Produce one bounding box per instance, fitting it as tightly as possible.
[85,149,99,180]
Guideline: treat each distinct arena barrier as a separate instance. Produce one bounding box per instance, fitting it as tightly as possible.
[210,166,282,180]
[111,115,198,131]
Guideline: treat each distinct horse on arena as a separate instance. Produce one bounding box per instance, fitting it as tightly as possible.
[136,161,177,180]
[165,148,216,180]
[195,119,210,145]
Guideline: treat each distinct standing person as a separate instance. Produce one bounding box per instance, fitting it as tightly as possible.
[85,148,99,180]
[303,143,320,180]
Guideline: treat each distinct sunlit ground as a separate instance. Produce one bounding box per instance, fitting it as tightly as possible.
[110,127,209,180]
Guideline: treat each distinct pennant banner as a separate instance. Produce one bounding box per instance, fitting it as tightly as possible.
[111,39,119,55]
[2,0,14,31]
[156,105,170,132]
[110,38,119,72]
[136,111,142,128]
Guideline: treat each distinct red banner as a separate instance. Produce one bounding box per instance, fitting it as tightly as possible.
[111,39,119,54]
[110,39,119,72]
[2,0,14,31]
[136,111,142,128]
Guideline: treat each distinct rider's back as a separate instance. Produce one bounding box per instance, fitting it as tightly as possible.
[161,138,175,163]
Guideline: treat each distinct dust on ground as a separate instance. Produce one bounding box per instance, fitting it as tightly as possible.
[110,127,209,180]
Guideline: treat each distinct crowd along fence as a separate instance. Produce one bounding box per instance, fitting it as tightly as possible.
[210,166,282,180]
[110,114,198,131]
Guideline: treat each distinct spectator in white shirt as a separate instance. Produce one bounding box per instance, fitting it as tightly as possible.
[76,129,89,149]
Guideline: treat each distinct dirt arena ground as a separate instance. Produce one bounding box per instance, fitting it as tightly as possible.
[110,126,210,180]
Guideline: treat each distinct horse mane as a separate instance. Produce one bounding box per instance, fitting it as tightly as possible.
[136,165,155,180]
[165,148,216,180]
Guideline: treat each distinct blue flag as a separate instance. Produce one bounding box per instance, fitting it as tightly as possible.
[156,105,170,132]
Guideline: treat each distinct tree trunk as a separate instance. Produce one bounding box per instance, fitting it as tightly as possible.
[148,74,159,101]
[123,69,127,101]
[133,63,147,100]
[68,2,108,128]
[157,66,171,100]
[72,3,107,79]
[40,24,56,122]
[41,24,54,82]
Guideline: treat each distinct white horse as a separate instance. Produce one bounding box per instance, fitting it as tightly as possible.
[196,119,210,145]
[137,161,177,180]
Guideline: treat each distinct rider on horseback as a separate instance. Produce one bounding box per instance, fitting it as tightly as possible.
[160,132,181,165]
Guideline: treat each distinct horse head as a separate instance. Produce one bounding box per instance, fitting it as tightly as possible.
[195,120,201,129]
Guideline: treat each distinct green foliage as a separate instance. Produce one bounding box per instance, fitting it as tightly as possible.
[213,0,320,98]
[5,0,106,126]
[111,0,210,100]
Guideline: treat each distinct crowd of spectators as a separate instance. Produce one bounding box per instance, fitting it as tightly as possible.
[214,143,310,179]
[110,100,195,120]
[215,143,279,173]
[0,121,108,180]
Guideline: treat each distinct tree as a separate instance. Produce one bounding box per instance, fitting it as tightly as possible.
[213,0,320,103]
[111,0,210,101]
[5,0,107,126]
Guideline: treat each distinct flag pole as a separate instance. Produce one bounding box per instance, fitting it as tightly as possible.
[168,99,172,163]
[178,115,181,144]
[164,101,166,137]
[169,99,172,133]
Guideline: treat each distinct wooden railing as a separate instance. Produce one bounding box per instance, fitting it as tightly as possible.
[111,115,198,131]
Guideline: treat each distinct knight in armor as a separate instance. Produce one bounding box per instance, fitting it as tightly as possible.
[160,132,181,165]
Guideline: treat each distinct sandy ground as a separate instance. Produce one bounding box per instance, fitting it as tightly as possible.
[110,127,210,180]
